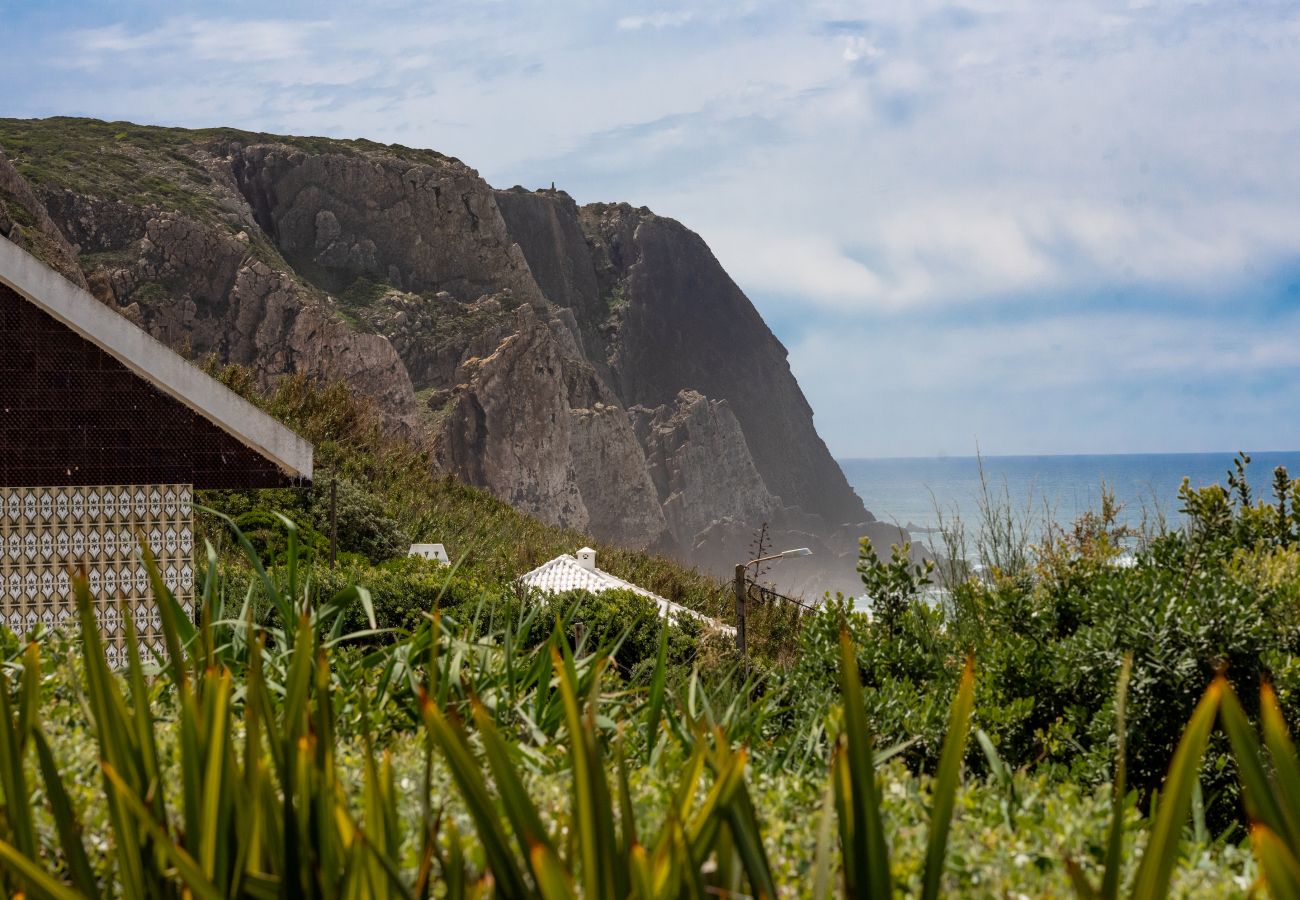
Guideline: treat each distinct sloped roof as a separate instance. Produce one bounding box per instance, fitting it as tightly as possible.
[0,237,312,486]
[518,553,733,633]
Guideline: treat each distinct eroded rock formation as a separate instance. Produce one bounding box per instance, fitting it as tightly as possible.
[0,117,889,596]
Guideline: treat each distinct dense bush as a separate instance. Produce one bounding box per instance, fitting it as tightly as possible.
[317,556,500,636]
[201,475,409,567]
[0,523,1271,897]
[544,587,703,678]
[776,456,1300,833]
[193,368,1300,841]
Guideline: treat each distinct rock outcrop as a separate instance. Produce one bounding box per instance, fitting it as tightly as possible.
[496,191,868,528]
[30,161,419,427]
[436,307,670,549]
[0,152,85,287]
[630,391,782,550]
[0,117,887,597]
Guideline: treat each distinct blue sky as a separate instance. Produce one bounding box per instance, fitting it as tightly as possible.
[3,0,1299,457]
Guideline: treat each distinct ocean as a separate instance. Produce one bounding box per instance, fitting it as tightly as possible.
[839,451,1300,541]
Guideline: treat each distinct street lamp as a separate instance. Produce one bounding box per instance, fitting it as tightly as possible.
[735,547,812,658]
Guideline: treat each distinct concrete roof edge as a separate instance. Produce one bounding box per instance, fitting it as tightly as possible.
[0,238,313,481]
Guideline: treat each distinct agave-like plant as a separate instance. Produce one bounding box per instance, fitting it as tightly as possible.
[24,511,1299,897]
[1219,678,1300,899]
[0,558,432,898]
[423,634,780,898]
[1064,654,1223,900]
[823,629,975,899]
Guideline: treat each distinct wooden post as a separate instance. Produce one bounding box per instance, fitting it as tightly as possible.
[734,563,747,659]
[329,477,338,568]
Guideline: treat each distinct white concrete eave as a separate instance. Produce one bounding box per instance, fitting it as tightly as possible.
[0,238,313,481]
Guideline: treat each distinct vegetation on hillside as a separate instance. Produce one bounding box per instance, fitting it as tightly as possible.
[198,366,748,668]
[0,486,1289,896]
[0,361,1297,893]
[0,117,460,218]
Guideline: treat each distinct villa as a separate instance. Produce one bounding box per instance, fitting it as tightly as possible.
[519,546,732,633]
[0,238,313,663]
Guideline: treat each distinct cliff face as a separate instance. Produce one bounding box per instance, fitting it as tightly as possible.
[0,117,879,596]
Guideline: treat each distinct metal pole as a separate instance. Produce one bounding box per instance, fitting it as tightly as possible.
[329,477,338,568]
[734,563,746,658]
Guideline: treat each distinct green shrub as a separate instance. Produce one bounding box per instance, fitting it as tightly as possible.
[202,475,408,568]
[539,588,702,679]
[770,457,1300,834]
[316,556,499,636]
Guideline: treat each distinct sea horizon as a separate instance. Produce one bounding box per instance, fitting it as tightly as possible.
[840,449,1300,462]
[838,449,1300,541]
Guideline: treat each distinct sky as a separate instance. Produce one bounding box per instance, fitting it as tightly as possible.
[2,0,1299,458]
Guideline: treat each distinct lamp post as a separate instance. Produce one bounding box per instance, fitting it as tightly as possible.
[735,547,812,661]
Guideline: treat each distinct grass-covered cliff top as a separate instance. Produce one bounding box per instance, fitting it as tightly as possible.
[0,116,463,219]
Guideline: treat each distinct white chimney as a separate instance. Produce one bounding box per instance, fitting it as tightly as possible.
[408,543,449,563]
[576,547,597,571]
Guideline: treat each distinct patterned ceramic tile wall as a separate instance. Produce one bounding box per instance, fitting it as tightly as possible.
[0,483,194,667]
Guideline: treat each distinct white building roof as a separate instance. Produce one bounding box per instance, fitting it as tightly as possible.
[0,237,312,481]
[518,553,733,634]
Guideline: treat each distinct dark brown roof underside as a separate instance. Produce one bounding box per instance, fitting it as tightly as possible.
[0,284,301,489]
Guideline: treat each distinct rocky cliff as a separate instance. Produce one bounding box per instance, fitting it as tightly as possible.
[0,117,890,596]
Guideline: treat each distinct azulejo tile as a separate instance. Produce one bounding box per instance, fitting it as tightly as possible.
[0,483,196,665]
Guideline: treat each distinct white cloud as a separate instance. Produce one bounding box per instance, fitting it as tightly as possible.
[75,18,327,65]
[789,310,1300,456]
[842,36,880,63]
[8,0,1300,454]
[616,12,695,31]
[707,229,887,310]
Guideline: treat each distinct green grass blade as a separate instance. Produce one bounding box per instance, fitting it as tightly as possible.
[1259,683,1300,846]
[530,842,578,900]
[17,642,40,747]
[470,700,557,872]
[31,728,98,894]
[142,540,191,692]
[812,777,837,900]
[121,602,166,826]
[644,625,668,763]
[420,695,530,896]
[1220,683,1288,840]
[1251,825,1300,900]
[921,653,975,900]
[835,627,892,898]
[70,572,148,897]
[628,842,653,899]
[0,670,37,860]
[724,781,777,899]
[685,745,749,856]
[199,671,233,879]
[102,762,225,900]
[1065,857,1104,900]
[0,839,86,900]
[199,506,295,628]
[552,644,618,899]
[616,736,639,858]
[1129,680,1220,900]
[282,614,316,741]
[1102,653,1133,900]
[271,512,301,608]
